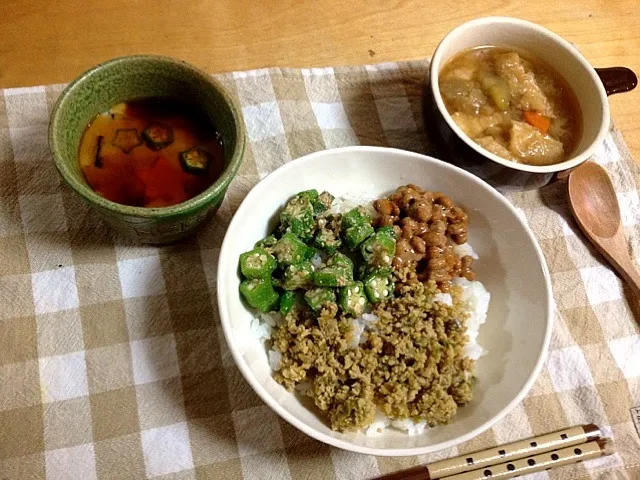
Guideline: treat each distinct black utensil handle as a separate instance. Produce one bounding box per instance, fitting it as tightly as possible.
[595,67,638,96]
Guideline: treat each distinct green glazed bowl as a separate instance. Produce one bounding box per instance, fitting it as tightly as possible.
[49,55,245,244]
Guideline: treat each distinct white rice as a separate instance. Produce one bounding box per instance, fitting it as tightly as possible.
[250,197,491,436]
[453,242,479,260]
[329,196,377,217]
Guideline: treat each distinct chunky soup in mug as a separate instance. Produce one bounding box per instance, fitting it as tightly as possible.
[439,47,582,166]
[78,98,225,207]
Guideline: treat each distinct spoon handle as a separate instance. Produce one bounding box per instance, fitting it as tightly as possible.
[596,232,640,299]
[615,256,640,299]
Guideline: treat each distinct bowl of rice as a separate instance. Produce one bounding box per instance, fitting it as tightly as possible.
[217,146,552,456]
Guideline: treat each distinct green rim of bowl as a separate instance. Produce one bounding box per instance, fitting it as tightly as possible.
[48,54,246,219]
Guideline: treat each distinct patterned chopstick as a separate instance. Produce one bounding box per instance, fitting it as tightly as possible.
[440,438,613,480]
[375,424,601,480]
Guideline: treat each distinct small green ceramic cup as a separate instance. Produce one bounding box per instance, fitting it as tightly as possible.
[49,55,245,244]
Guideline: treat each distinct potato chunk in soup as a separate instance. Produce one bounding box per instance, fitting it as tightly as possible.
[439,47,582,166]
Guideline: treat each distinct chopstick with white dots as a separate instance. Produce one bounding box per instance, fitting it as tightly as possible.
[374,424,609,480]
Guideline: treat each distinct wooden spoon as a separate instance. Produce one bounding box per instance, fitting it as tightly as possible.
[568,161,640,298]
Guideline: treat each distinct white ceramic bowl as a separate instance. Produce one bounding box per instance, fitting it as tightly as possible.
[217,146,553,456]
[429,16,610,175]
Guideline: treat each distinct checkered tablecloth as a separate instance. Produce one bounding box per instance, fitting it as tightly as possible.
[1,61,639,480]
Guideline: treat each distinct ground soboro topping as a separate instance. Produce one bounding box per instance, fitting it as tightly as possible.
[273,275,474,432]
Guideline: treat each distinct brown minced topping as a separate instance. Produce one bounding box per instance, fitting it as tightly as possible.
[273,271,475,433]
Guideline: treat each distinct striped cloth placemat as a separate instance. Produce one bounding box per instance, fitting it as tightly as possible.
[0,61,638,479]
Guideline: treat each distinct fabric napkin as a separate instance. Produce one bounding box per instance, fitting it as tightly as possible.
[0,61,638,479]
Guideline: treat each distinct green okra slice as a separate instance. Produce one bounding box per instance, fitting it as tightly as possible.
[304,287,336,312]
[363,270,395,303]
[314,212,342,253]
[344,223,375,251]
[280,195,315,241]
[338,281,368,316]
[313,227,342,254]
[272,233,311,266]
[239,278,280,312]
[341,206,373,229]
[326,252,354,271]
[282,260,314,290]
[279,291,296,316]
[298,189,335,215]
[255,234,278,250]
[297,189,319,204]
[239,247,277,279]
[314,191,334,214]
[312,266,353,288]
[360,227,396,268]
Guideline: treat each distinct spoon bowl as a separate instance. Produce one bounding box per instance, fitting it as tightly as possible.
[568,161,640,299]
[568,162,620,238]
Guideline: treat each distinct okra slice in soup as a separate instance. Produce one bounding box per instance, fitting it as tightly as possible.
[312,266,353,288]
[344,223,375,251]
[180,147,211,175]
[341,206,372,229]
[304,287,337,313]
[272,233,311,266]
[239,278,280,312]
[239,248,277,279]
[141,123,174,151]
[363,270,394,303]
[338,281,368,316]
[282,260,315,290]
[280,195,315,241]
[360,227,396,268]
[279,291,296,316]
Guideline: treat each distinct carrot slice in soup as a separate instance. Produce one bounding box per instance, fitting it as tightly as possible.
[523,111,551,134]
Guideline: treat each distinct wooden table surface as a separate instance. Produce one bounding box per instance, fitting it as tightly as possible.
[1,0,638,160]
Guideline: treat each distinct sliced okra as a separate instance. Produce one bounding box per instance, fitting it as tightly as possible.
[239,247,277,279]
[344,223,374,251]
[280,195,315,241]
[314,191,334,214]
[326,252,354,271]
[312,266,352,288]
[180,147,211,175]
[341,206,373,229]
[239,278,280,312]
[142,123,174,151]
[279,291,296,316]
[272,233,311,266]
[282,260,314,290]
[313,227,342,254]
[338,281,368,316]
[363,270,395,303]
[304,287,336,313]
[360,228,396,268]
[111,128,142,153]
[255,234,278,250]
[297,189,319,203]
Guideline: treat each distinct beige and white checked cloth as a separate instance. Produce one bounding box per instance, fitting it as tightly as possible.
[0,61,639,480]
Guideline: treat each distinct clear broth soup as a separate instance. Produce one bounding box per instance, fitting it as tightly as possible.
[78,97,225,207]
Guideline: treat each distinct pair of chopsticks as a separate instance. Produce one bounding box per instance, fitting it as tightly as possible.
[375,424,613,480]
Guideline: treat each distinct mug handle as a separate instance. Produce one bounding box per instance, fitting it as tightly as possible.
[595,67,638,96]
